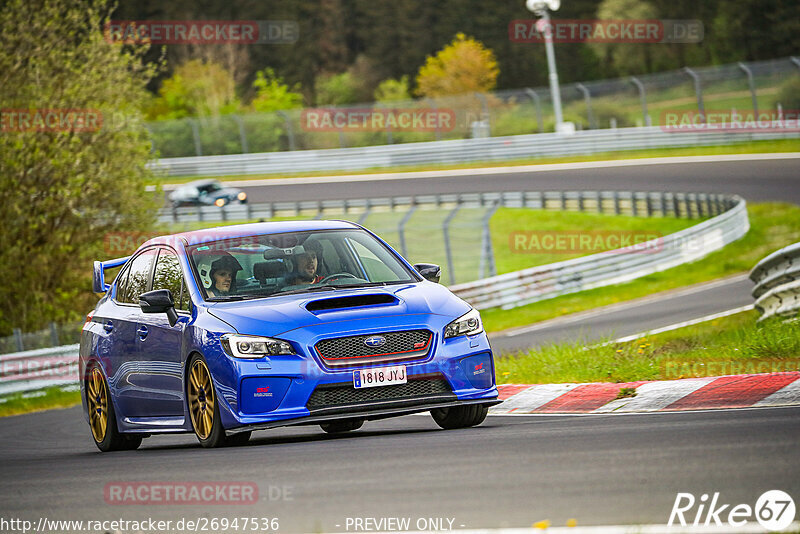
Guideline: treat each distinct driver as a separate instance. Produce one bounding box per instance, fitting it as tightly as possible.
[198,253,243,297]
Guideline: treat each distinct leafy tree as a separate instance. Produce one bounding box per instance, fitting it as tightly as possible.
[416,33,500,97]
[0,0,160,334]
[250,68,304,112]
[374,76,412,103]
[145,59,240,119]
[315,72,360,105]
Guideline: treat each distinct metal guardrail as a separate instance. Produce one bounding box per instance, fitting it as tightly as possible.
[2,190,747,395]
[149,126,799,177]
[750,243,800,321]
[449,194,748,310]
[0,344,79,397]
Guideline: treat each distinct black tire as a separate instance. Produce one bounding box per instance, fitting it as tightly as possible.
[187,354,228,448]
[320,419,364,434]
[86,365,142,452]
[430,404,489,430]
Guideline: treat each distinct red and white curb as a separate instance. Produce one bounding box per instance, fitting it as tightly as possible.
[491,372,800,414]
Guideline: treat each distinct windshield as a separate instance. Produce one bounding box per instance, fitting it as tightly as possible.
[188,229,417,301]
[197,181,223,194]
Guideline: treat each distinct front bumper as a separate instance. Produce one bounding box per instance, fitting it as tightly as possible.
[226,397,501,435]
[207,327,499,432]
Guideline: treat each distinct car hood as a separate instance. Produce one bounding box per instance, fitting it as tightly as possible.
[205,282,471,338]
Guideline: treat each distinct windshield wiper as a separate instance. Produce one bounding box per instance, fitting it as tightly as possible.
[332,281,390,289]
[277,286,338,296]
[207,295,259,302]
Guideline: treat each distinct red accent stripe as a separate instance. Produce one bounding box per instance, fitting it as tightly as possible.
[497,384,532,401]
[536,381,646,413]
[317,334,432,361]
[665,373,800,410]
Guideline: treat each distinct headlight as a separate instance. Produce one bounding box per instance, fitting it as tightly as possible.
[443,309,483,339]
[220,334,295,358]
[214,198,226,207]
[237,192,247,201]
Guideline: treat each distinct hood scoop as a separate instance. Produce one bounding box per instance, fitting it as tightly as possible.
[306,293,397,313]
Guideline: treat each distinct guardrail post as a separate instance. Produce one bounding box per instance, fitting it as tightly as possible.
[275,111,297,151]
[629,77,651,126]
[672,193,681,218]
[613,191,621,215]
[357,200,372,225]
[630,192,638,217]
[683,67,706,123]
[475,92,491,136]
[190,118,203,156]
[443,206,461,285]
[232,114,249,153]
[686,194,695,219]
[737,62,759,117]
[524,88,544,133]
[426,99,442,141]
[397,203,417,258]
[646,194,653,217]
[479,201,501,279]
[660,192,667,216]
[560,191,567,211]
[595,191,602,214]
[697,194,705,218]
[49,322,59,347]
[13,328,23,352]
[576,83,596,129]
[577,192,585,212]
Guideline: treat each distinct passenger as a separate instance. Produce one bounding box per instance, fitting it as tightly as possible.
[293,249,324,285]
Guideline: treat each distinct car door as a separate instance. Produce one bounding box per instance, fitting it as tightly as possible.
[135,247,190,417]
[104,247,157,418]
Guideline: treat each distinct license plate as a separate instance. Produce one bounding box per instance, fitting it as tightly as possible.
[353,365,407,389]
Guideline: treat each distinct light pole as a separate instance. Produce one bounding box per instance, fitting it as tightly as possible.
[526,0,566,133]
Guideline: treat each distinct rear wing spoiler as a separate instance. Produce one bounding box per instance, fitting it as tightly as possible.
[92,256,131,293]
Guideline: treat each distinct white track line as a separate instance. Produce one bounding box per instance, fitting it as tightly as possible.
[161,152,800,189]
[493,274,750,339]
[591,305,754,347]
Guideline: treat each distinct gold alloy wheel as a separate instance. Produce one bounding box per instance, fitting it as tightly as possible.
[87,367,109,442]
[188,359,215,440]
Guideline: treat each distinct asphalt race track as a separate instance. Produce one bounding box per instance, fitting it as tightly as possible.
[3,157,798,532]
[1,405,799,532]
[227,157,800,205]
[490,275,754,354]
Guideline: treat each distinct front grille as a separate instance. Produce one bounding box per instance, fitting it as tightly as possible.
[306,376,453,411]
[315,329,432,367]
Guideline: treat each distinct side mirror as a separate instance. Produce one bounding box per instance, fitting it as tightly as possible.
[414,263,441,284]
[139,289,178,326]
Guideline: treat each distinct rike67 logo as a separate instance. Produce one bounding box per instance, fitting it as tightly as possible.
[669,490,796,531]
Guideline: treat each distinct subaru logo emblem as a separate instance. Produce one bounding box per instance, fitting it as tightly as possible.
[364,335,386,348]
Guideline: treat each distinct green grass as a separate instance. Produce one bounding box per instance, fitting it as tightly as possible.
[0,385,80,417]
[152,138,800,185]
[496,310,800,385]
[482,202,800,333]
[490,209,697,273]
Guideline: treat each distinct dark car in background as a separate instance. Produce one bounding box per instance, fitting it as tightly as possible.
[169,179,247,208]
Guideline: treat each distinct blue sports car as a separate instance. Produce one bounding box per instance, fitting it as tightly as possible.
[80,220,499,451]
